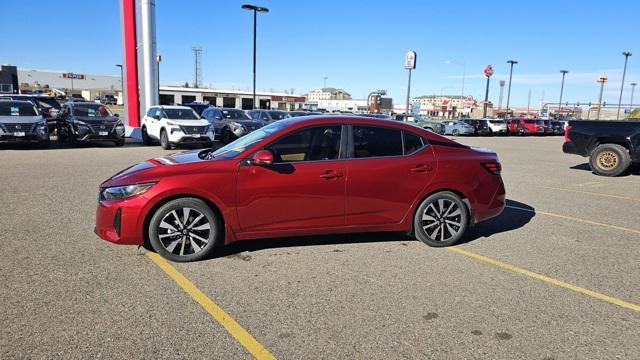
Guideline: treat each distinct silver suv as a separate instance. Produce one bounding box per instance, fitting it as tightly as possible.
[0,100,50,147]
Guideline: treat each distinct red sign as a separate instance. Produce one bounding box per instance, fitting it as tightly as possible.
[484,64,494,78]
[62,73,85,80]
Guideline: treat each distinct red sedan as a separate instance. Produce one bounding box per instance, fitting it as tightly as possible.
[96,116,505,262]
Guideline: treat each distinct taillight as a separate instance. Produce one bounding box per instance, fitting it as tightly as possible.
[564,125,572,142]
[481,162,501,175]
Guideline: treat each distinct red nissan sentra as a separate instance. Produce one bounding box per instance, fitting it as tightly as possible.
[96,116,505,262]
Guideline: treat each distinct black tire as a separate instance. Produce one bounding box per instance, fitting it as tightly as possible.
[160,129,171,150]
[141,126,153,146]
[66,127,78,147]
[589,144,631,177]
[414,191,468,247]
[148,198,221,262]
[114,138,125,147]
[452,129,460,136]
[221,128,236,144]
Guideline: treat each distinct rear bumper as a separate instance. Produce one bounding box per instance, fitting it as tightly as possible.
[562,141,585,156]
[475,179,506,223]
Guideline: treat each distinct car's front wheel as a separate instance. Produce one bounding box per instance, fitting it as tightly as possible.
[589,144,631,177]
[160,129,171,150]
[148,198,220,262]
[414,191,468,247]
[141,126,153,146]
[452,129,460,136]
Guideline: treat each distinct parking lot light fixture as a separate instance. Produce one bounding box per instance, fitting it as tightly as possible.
[617,51,632,120]
[115,64,123,100]
[630,82,637,110]
[242,4,269,109]
[505,60,518,119]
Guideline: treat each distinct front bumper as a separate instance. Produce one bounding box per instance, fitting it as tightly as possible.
[168,131,215,144]
[0,127,49,143]
[73,123,125,142]
[95,196,147,245]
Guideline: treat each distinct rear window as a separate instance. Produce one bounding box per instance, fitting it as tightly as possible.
[353,126,403,158]
[403,131,424,154]
[0,102,39,116]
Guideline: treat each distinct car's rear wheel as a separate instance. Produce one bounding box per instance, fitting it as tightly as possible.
[452,129,459,136]
[141,126,152,146]
[148,198,220,262]
[414,191,468,247]
[160,129,171,150]
[589,144,631,177]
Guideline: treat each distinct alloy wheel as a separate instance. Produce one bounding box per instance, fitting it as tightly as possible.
[596,151,618,170]
[157,207,211,256]
[421,198,463,242]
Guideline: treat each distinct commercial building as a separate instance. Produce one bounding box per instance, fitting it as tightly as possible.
[16,68,122,93]
[0,65,19,94]
[159,86,306,111]
[412,94,478,118]
[305,88,352,101]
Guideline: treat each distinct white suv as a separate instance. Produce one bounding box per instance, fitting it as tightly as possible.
[141,106,214,149]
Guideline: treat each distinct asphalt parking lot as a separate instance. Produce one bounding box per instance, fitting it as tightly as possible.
[1,136,638,359]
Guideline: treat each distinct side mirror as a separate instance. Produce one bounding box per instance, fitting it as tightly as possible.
[114,113,120,117]
[250,150,274,166]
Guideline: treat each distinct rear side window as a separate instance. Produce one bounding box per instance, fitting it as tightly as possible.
[403,131,424,154]
[353,126,403,158]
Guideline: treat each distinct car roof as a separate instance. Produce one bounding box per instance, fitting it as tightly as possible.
[66,101,100,106]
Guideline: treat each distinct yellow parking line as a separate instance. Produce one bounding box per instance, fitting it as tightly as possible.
[446,247,640,312]
[146,253,277,360]
[541,185,640,202]
[505,205,640,235]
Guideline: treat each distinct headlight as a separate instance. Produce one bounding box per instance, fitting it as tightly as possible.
[100,182,155,200]
[73,119,88,126]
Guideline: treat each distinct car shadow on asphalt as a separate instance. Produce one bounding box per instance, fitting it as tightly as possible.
[208,199,536,260]
[570,162,640,175]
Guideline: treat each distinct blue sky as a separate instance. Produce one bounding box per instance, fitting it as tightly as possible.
[2,0,639,106]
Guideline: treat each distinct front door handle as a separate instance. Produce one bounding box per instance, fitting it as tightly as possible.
[320,170,344,179]
[411,164,433,172]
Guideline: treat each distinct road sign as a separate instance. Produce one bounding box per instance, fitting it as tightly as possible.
[405,51,417,69]
[484,64,494,78]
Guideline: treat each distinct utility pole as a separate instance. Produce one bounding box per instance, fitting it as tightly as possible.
[559,70,568,117]
[526,89,531,118]
[323,76,328,88]
[498,80,505,110]
[631,82,637,110]
[192,46,202,88]
[505,60,518,118]
[482,64,494,118]
[617,51,632,119]
[597,74,608,120]
[404,51,417,114]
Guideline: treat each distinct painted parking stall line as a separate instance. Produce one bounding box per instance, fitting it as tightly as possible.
[446,247,640,312]
[146,253,278,360]
[505,205,640,235]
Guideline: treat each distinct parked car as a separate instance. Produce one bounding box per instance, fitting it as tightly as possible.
[541,120,555,135]
[183,102,209,116]
[70,94,86,102]
[201,107,265,143]
[549,120,565,135]
[96,95,117,105]
[141,105,214,149]
[95,116,505,262]
[487,119,508,135]
[394,114,445,134]
[0,94,61,133]
[57,102,125,147]
[507,118,545,135]
[461,119,491,135]
[0,99,50,147]
[442,120,475,136]
[247,109,291,122]
[563,120,640,176]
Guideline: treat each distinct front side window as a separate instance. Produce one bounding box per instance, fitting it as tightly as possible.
[146,107,156,117]
[353,126,402,158]
[266,126,342,163]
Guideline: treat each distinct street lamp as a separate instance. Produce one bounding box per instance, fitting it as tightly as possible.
[558,70,568,117]
[323,76,328,88]
[631,82,637,110]
[241,4,269,109]
[597,74,608,120]
[617,51,632,120]
[445,60,466,118]
[505,60,518,118]
[115,64,123,103]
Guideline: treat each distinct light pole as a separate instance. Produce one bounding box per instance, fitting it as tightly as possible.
[156,54,161,103]
[404,51,417,114]
[498,80,505,110]
[242,4,269,109]
[617,51,632,120]
[323,76,328,88]
[482,64,494,118]
[631,82,637,110]
[445,60,465,117]
[597,74,608,120]
[505,60,518,118]
[559,70,568,117]
[115,65,123,103]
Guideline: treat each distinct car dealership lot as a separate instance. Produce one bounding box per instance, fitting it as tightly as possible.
[1,137,638,359]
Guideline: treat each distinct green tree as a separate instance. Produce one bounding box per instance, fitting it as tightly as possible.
[628,108,640,119]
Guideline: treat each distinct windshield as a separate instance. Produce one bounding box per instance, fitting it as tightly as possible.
[72,104,112,117]
[0,102,39,116]
[489,120,505,124]
[221,109,251,120]
[163,108,199,120]
[211,121,289,159]
[268,111,290,120]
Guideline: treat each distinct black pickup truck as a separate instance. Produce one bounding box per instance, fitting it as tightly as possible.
[563,120,640,176]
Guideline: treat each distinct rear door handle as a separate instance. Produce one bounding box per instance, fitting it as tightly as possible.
[320,170,344,179]
[411,165,433,172]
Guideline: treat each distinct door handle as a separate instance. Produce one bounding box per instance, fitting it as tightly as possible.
[411,165,433,172]
[320,170,344,179]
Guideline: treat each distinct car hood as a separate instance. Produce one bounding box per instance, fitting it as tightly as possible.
[166,119,209,126]
[100,149,217,187]
[231,119,264,127]
[0,115,43,124]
